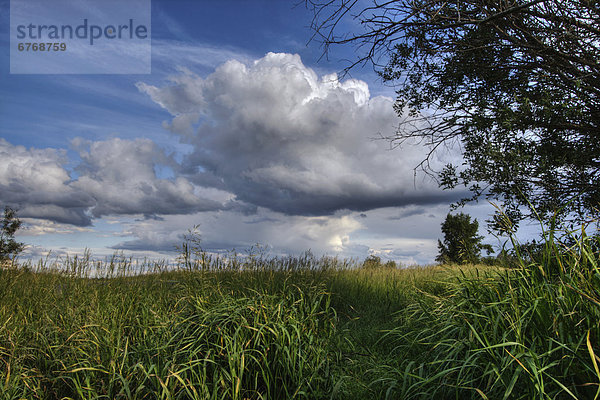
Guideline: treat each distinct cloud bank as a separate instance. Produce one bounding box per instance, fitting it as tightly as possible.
[6,52,467,261]
[0,138,93,225]
[137,52,455,216]
[0,138,223,226]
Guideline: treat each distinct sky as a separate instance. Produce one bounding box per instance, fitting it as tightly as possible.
[0,0,531,265]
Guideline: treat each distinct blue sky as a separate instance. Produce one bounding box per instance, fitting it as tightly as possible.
[0,0,526,264]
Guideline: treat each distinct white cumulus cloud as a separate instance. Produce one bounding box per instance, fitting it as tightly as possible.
[72,137,223,217]
[0,138,93,225]
[137,52,458,216]
[0,137,227,226]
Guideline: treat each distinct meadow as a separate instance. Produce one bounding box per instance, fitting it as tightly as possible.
[0,225,599,399]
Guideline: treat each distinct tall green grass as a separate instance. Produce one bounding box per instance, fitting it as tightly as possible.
[370,220,600,399]
[0,268,340,399]
[0,218,598,399]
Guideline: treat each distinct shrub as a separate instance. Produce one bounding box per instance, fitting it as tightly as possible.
[0,206,24,261]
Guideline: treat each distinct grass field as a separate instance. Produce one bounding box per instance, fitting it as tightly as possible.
[1,227,599,399]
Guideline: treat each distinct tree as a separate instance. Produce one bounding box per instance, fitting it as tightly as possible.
[436,212,493,264]
[307,0,600,228]
[0,206,25,261]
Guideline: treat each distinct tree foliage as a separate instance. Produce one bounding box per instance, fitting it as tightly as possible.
[1,206,25,261]
[307,0,600,227]
[436,212,492,264]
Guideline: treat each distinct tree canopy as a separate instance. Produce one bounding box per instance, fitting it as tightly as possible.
[307,0,600,228]
[436,212,493,264]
